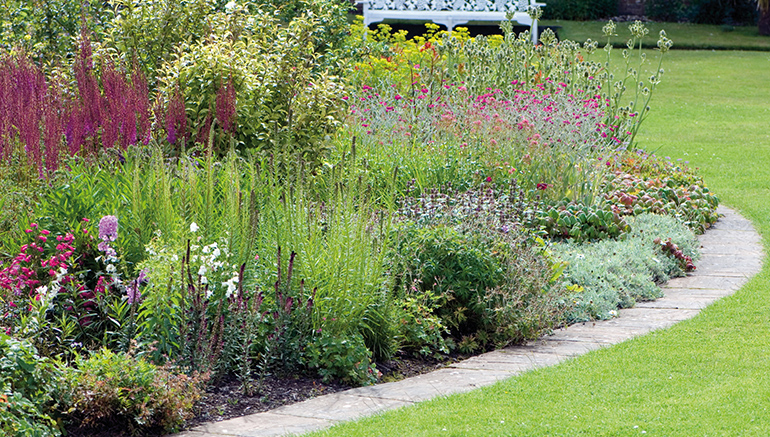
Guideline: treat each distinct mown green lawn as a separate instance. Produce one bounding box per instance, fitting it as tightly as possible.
[312,50,770,436]
[543,19,770,51]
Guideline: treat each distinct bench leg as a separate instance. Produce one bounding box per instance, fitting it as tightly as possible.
[531,19,539,44]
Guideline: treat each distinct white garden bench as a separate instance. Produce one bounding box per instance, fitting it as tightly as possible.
[358,0,546,43]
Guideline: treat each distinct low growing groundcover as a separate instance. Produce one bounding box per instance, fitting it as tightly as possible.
[0,5,733,436]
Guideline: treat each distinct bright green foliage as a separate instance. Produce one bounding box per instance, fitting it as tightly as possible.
[306,331,378,386]
[58,348,206,435]
[0,0,109,61]
[392,292,450,358]
[103,0,219,81]
[528,201,630,242]
[393,223,504,334]
[0,335,61,437]
[158,7,347,163]
[257,0,354,57]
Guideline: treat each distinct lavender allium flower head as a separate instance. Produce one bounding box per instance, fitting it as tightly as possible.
[99,215,119,242]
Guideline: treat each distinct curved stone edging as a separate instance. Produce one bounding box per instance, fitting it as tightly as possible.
[176,205,764,437]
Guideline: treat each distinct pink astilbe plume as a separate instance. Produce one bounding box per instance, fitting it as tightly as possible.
[0,53,57,173]
[70,28,103,155]
[166,86,187,145]
[43,82,64,175]
[131,64,152,146]
[100,61,125,150]
[216,76,237,134]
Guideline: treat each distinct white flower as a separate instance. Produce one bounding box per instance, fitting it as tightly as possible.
[201,275,209,285]
[106,264,117,274]
[212,248,221,258]
[198,265,207,276]
[222,274,239,298]
[190,222,199,233]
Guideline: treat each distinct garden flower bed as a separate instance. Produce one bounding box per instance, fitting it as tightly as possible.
[0,2,718,436]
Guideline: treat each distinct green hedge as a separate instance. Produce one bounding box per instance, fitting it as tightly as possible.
[542,0,617,21]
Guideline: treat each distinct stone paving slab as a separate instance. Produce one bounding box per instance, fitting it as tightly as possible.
[664,274,751,291]
[448,349,566,372]
[269,393,410,422]
[545,326,641,344]
[634,296,719,310]
[344,368,515,402]
[171,206,764,437]
[692,254,762,276]
[185,413,335,437]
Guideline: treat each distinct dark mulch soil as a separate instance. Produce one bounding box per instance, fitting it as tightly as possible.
[64,353,469,437]
[185,353,469,429]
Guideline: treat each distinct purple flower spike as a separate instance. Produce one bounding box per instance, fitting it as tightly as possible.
[127,269,148,304]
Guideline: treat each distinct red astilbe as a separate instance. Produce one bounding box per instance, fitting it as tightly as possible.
[66,29,153,156]
[216,76,237,134]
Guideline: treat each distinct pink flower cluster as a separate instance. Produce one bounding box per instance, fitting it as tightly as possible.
[0,224,75,307]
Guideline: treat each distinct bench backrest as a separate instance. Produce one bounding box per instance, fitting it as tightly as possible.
[366,0,532,12]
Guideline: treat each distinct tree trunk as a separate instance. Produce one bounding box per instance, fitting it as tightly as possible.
[761,7,770,36]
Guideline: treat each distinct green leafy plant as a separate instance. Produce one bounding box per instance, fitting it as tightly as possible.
[393,290,450,358]
[58,347,206,435]
[306,330,378,386]
[157,7,346,165]
[0,335,61,437]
